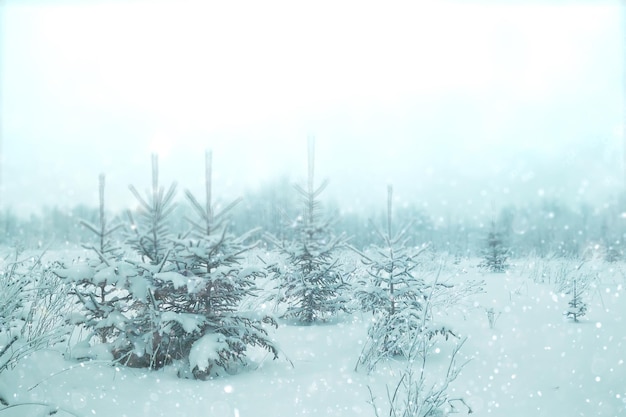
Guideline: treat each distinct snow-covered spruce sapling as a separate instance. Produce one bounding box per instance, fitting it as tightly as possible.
[352,186,455,373]
[266,138,349,324]
[556,262,590,323]
[480,219,510,273]
[154,151,278,378]
[54,174,139,356]
[565,279,588,322]
[126,154,178,267]
[112,154,179,368]
[60,154,277,377]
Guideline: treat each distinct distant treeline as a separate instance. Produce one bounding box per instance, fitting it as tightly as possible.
[2,178,625,261]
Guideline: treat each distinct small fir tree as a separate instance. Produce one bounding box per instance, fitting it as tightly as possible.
[480,220,509,273]
[76,176,132,346]
[56,154,278,376]
[126,154,177,266]
[54,174,142,361]
[59,159,178,368]
[267,138,349,324]
[123,153,279,375]
[565,279,587,322]
[352,186,454,373]
[117,154,180,368]
[161,151,279,378]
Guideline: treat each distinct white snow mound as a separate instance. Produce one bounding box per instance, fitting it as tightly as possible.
[189,333,228,372]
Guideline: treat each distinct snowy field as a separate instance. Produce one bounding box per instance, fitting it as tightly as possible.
[2,1,622,416]
[1,253,624,417]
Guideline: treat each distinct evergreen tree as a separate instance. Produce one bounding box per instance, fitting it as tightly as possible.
[57,161,178,368]
[56,154,278,377]
[159,151,279,378]
[352,186,454,372]
[480,220,509,272]
[267,138,349,324]
[114,154,181,368]
[565,279,587,322]
[126,154,177,266]
[54,174,143,362]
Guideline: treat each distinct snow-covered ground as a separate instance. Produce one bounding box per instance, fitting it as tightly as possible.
[1,256,625,417]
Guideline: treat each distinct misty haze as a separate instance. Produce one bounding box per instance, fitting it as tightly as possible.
[0,1,624,417]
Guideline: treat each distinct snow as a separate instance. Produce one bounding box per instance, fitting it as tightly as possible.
[94,262,138,285]
[1,256,626,416]
[161,312,205,334]
[153,271,188,289]
[94,311,127,331]
[154,271,205,294]
[68,341,114,361]
[189,333,229,372]
[66,312,86,325]
[237,266,263,280]
[53,264,95,282]
[92,267,118,284]
[128,275,150,301]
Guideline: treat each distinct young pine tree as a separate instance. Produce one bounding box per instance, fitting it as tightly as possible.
[53,174,143,361]
[126,154,177,267]
[480,220,509,273]
[159,151,279,378]
[112,154,182,368]
[565,279,588,322]
[352,186,454,372]
[267,138,349,324]
[60,155,278,376]
[62,156,184,368]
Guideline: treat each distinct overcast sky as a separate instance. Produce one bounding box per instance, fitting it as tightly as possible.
[1,0,623,217]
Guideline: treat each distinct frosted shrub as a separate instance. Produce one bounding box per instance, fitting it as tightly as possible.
[0,250,71,402]
[368,338,471,417]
